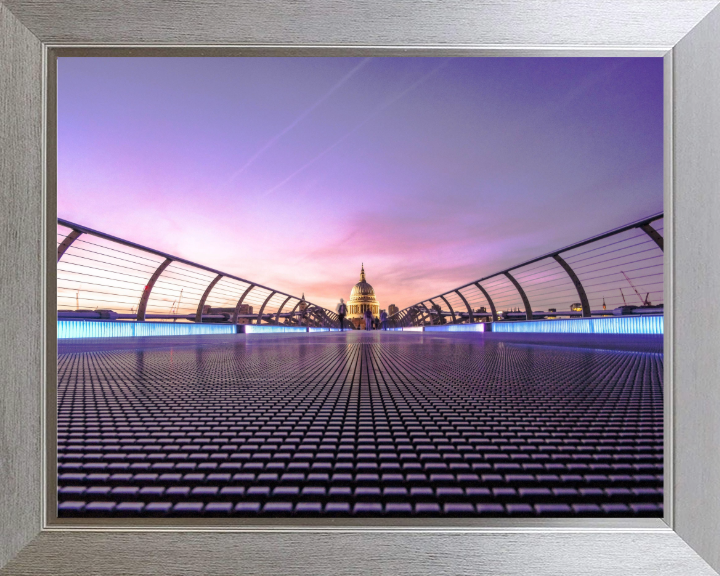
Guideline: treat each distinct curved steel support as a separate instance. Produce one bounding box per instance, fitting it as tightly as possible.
[417,303,430,326]
[438,295,457,324]
[411,308,423,327]
[640,223,664,251]
[320,308,333,328]
[231,284,255,324]
[57,230,82,262]
[287,300,303,325]
[552,254,591,318]
[404,310,413,327]
[421,303,434,325]
[474,282,498,322]
[326,311,339,328]
[137,258,172,321]
[275,295,292,325]
[408,307,422,326]
[306,306,320,327]
[256,291,276,324]
[426,304,437,325]
[504,272,533,320]
[428,300,445,325]
[312,307,326,327]
[195,274,223,322]
[455,290,473,323]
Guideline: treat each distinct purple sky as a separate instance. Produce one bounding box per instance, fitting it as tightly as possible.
[57,57,663,311]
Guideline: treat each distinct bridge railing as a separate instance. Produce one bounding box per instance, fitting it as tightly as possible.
[56,218,343,328]
[390,212,664,327]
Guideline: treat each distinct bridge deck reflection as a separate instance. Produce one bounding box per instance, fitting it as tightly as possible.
[57,332,663,518]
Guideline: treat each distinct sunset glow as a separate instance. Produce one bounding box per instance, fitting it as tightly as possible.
[58,57,663,310]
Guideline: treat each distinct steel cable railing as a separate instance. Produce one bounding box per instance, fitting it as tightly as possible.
[57,218,344,329]
[390,213,664,327]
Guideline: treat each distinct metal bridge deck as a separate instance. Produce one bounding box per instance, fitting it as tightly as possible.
[57,331,663,518]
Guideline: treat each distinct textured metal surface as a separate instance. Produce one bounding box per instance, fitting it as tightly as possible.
[55,332,663,519]
[3,530,719,576]
[673,3,720,570]
[0,4,43,570]
[3,0,719,46]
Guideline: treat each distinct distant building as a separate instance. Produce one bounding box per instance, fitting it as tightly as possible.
[201,304,254,324]
[235,304,254,325]
[388,304,399,316]
[570,303,582,312]
[347,264,380,329]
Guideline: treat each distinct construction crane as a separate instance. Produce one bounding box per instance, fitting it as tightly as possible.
[621,271,651,306]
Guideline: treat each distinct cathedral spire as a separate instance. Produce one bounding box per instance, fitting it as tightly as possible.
[360,263,366,282]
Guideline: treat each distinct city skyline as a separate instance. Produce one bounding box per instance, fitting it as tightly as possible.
[58,57,663,310]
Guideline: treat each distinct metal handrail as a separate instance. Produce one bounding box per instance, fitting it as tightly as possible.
[390,212,664,326]
[57,218,340,328]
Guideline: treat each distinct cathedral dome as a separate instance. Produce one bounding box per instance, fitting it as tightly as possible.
[350,281,376,300]
[347,264,380,327]
[350,264,376,300]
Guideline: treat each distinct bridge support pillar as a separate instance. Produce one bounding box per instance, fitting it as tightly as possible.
[137,258,172,321]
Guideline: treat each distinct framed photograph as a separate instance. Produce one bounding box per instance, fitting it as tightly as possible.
[2,1,720,574]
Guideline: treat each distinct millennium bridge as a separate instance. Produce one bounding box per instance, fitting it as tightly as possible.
[55,214,664,519]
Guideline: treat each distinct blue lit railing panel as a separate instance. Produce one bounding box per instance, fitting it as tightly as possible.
[491,315,663,335]
[244,325,308,334]
[402,327,424,332]
[424,324,485,332]
[57,320,236,339]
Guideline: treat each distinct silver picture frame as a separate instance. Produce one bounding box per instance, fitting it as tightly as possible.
[2,1,720,573]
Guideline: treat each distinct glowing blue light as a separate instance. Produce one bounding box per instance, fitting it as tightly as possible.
[424,324,485,332]
[491,315,663,335]
[57,320,236,339]
[244,325,308,334]
[402,327,424,332]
